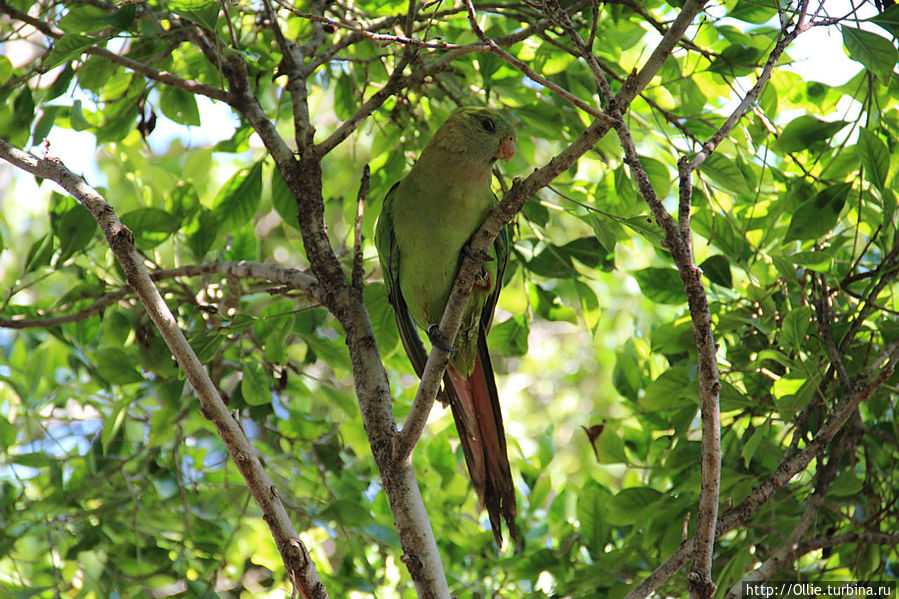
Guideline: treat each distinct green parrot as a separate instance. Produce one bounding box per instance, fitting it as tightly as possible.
[375,107,520,546]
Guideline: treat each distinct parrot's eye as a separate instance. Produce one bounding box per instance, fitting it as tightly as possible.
[480,117,496,133]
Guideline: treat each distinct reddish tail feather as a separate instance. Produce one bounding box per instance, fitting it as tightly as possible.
[445,335,519,547]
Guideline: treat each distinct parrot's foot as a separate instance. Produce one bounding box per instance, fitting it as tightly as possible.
[462,240,494,262]
[427,325,458,353]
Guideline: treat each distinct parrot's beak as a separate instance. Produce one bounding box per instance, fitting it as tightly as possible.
[496,137,515,161]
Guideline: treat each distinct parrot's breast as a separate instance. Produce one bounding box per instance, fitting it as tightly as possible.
[390,164,498,346]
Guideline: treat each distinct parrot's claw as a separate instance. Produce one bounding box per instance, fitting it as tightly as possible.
[427,325,458,354]
[462,240,495,262]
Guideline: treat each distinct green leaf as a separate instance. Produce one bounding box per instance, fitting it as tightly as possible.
[533,285,577,323]
[858,128,890,191]
[787,250,834,272]
[0,414,16,450]
[46,63,75,100]
[101,398,129,453]
[612,340,642,399]
[527,244,575,277]
[223,223,258,262]
[59,5,112,33]
[708,45,763,77]
[621,215,665,248]
[32,106,61,145]
[781,305,812,351]
[70,99,91,131]
[642,368,691,411]
[24,233,55,272]
[591,428,630,465]
[588,214,620,255]
[869,3,899,37]
[633,268,684,304]
[561,237,609,269]
[784,183,851,242]
[106,4,137,30]
[226,313,258,335]
[828,469,863,497]
[638,155,671,199]
[606,487,663,526]
[777,116,847,154]
[729,0,778,23]
[0,56,12,85]
[170,0,220,30]
[189,331,224,363]
[55,203,98,263]
[212,161,263,229]
[699,255,732,288]
[701,153,750,196]
[741,423,768,468]
[241,361,270,406]
[121,208,182,250]
[186,207,218,258]
[46,34,98,69]
[271,169,298,229]
[94,348,144,385]
[576,481,611,553]
[842,26,898,83]
[13,88,35,129]
[159,85,201,126]
[487,315,529,357]
[334,73,356,120]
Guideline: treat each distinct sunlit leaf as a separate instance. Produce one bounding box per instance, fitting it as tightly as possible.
[241,361,270,406]
[170,0,219,30]
[858,127,890,191]
[842,26,898,83]
[777,115,847,154]
[212,162,263,229]
[46,34,98,69]
[784,183,851,242]
[633,267,684,305]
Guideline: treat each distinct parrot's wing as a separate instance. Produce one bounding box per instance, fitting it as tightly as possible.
[479,217,510,334]
[375,182,430,378]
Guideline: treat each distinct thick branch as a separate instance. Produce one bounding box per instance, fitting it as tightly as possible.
[207,43,450,598]
[543,0,721,591]
[0,139,328,599]
[262,0,312,151]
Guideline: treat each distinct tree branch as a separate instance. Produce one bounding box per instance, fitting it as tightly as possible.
[0,138,328,599]
[262,0,312,152]
[207,39,451,599]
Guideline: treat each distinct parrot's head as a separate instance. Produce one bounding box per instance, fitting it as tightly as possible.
[429,107,517,167]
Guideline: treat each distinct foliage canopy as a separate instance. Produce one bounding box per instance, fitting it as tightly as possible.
[1,0,898,597]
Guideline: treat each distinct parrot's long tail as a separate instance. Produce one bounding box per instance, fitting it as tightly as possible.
[445,332,520,548]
